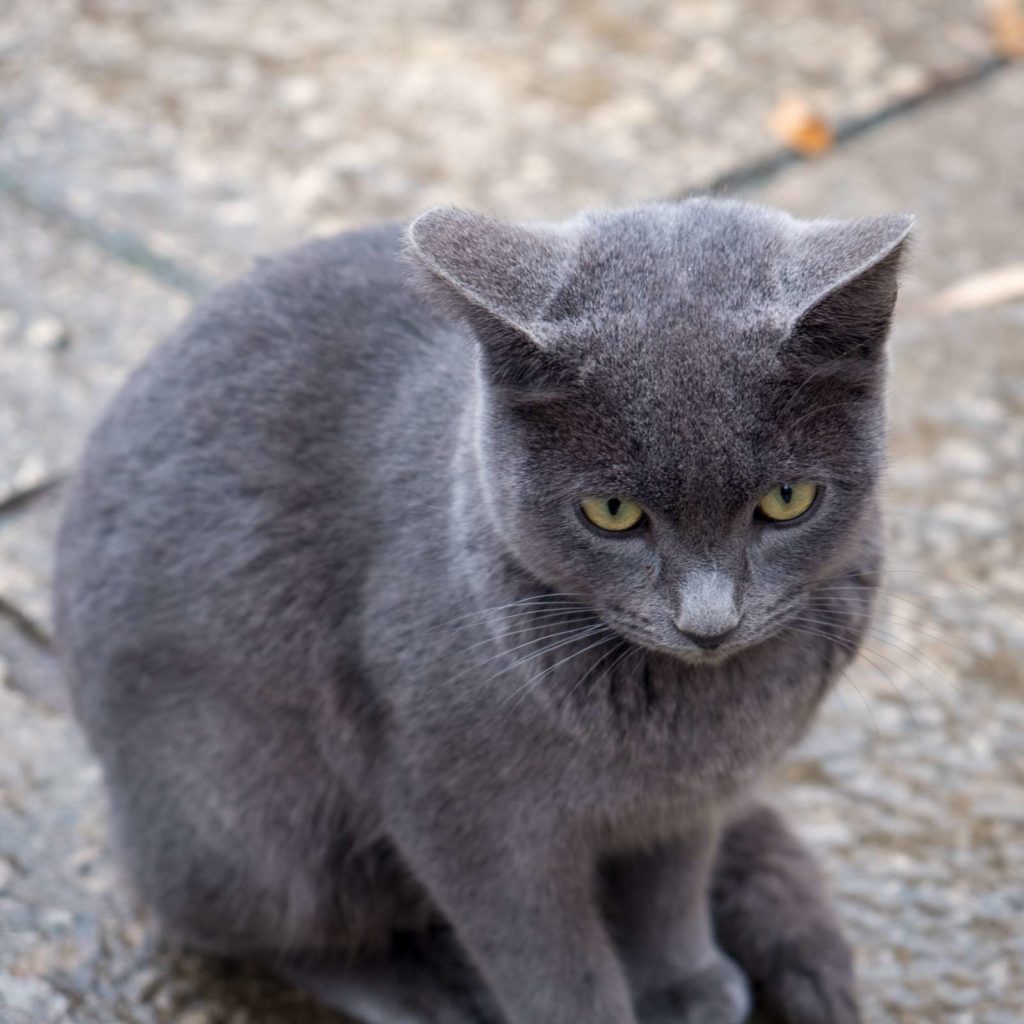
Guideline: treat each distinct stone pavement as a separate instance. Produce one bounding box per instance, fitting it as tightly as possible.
[1,3,1022,1022]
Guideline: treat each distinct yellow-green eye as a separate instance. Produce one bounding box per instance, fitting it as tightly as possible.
[580,497,645,533]
[756,481,819,522]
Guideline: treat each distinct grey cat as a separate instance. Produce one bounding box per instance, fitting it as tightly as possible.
[55,198,912,1024]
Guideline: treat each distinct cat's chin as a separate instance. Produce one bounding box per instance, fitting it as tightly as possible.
[668,644,742,668]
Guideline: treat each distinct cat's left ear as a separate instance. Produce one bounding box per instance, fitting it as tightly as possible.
[787,213,915,364]
[405,207,578,397]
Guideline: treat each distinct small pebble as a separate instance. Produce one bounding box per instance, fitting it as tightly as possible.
[24,316,69,351]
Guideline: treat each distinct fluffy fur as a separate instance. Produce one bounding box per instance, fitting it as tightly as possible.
[56,198,911,1024]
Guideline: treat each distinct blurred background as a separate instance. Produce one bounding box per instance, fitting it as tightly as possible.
[1,2,1022,1022]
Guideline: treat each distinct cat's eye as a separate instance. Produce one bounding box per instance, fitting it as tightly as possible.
[580,497,646,533]
[755,481,819,523]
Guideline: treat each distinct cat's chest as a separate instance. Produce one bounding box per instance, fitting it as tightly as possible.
[529,646,825,824]
[384,612,831,836]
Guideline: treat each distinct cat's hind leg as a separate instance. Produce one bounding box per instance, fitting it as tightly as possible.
[274,928,504,1024]
[712,802,860,1024]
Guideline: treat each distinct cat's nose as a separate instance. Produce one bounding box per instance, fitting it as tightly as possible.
[678,627,737,650]
[673,569,740,645]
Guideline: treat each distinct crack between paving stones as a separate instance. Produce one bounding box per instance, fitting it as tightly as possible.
[0,166,207,298]
[0,594,52,649]
[0,474,64,518]
[690,55,1012,197]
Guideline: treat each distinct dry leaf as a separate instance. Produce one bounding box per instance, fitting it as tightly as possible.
[989,0,1024,57]
[928,263,1024,314]
[767,94,834,157]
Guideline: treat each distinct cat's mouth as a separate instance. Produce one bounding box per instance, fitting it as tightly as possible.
[600,612,744,666]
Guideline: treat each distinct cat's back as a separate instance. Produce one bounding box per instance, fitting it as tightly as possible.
[137,221,460,441]
[56,222,466,721]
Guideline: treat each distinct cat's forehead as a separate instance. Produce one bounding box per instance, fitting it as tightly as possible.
[549,201,793,322]
[587,328,775,465]
[545,205,814,434]
[552,276,791,428]
[534,330,782,514]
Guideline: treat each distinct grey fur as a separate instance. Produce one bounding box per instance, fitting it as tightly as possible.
[55,198,911,1024]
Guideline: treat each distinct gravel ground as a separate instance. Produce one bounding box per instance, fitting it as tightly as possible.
[1,3,1022,1022]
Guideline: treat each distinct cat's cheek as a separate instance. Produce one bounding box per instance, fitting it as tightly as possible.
[493,509,599,592]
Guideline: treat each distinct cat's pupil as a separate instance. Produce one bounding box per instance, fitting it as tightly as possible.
[608,498,621,516]
[780,484,793,505]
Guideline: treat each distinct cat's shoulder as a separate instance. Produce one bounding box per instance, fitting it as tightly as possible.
[236,220,411,310]
[166,219,438,369]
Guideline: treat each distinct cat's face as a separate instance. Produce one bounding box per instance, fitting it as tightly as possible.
[409,200,911,663]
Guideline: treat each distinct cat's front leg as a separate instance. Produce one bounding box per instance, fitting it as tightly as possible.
[389,796,638,1024]
[603,822,750,1024]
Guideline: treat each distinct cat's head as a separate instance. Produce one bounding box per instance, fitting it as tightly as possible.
[407,199,912,664]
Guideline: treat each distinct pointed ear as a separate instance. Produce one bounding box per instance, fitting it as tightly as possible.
[787,214,914,366]
[405,207,578,398]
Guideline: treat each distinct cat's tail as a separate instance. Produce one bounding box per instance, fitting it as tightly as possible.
[711,801,861,1024]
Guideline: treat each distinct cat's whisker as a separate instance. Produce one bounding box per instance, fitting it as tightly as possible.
[502,630,619,715]
[803,586,992,660]
[836,671,882,738]
[560,638,633,708]
[469,623,611,692]
[458,613,599,654]
[478,627,616,711]
[810,568,1024,622]
[843,627,963,705]
[413,619,607,704]
[790,610,960,708]
[808,584,961,606]
[785,619,920,730]
[809,585,956,604]
[804,584,1007,628]
[616,647,648,690]
[432,594,582,629]
[601,642,643,690]
[760,599,810,634]
[802,597,964,642]
[800,598,973,662]
[782,622,897,737]
[781,628,878,735]
[442,622,607,691]
[788,626,883,734]
[439,605,595,640]
[413,594,583,640]
[435,591,581,621]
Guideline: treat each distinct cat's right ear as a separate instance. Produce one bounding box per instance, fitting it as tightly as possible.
[785,213,915,370]
[405,208,578,400]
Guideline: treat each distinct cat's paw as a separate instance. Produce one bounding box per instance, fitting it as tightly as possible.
[754,930,860,1024]
[638,955,750,1024]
